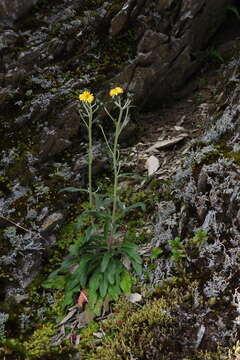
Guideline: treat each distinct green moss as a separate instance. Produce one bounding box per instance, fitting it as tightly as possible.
[23,322,56,359]
[84,296,175,360]
[223,151,240,164]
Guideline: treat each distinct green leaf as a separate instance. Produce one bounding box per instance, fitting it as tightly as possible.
[93,298,103,316]
[94,193,112,212]
[99,272,108,297]
[43,268,60,282]
[120,271,132,296]
[108,284,121,300]
[121,247,142,265]
[69,242,81,256]
[83,209,112,221]
[62,288,78,309]
[124,202,146,213]
[75,255,93,287]
[150,248,163,259]
[132,261,142,275]
[115,260,124,275]
[107,260,117,285]
[89,271,102,292]
[88,289,98,309]
[62,254,79,270]
[42,275,65,289]
[100,252,113,272]
[65,272,81,293]
[121,241,138,249]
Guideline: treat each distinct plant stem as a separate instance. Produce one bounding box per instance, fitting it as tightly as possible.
[88,107,93,210]
[111,105,123,228]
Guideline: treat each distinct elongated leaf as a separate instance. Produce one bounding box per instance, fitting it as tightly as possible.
[77,255,93,288]
[83,210,112,221]
[121,241,138,249]
[79,271,88,289]
[99,272,108,297]
[124,202,146,213]
[84,226,97,244]
[100,252,113,272]
[60,256,77,271]
[89,271,102,292]
[107,260,117,285]
[65,272,81,293]
[69,242,81,256]
[150,248,163,259]
[131,261,142,275]
[42,275,65,289]
[115,260,124,275]
[121,247,142,265]
[108,284,120,300]
[94,193,112,212]
[43,268,60,282]
[86,259,102,279]
[120,271,132,296]
[62,292,74,309]
[93,298,103,316]
[62,286,79,309]
[88,289,98,310]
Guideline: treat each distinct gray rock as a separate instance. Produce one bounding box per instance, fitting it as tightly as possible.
[41,212,64,232]
[39,101,80,159]
[111,0,234,108]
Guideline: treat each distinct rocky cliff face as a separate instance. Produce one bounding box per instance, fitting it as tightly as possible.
[112,0,234,107]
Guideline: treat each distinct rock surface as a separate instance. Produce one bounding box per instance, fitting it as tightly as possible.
[0,0,236,304]
[112,0,234,108]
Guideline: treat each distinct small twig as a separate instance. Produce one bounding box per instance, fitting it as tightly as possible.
[0,214,47,241]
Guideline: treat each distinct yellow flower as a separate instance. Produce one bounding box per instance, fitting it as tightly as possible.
[79,91,94,103]
[109,87,124,97]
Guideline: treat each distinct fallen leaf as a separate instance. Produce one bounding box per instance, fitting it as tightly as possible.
[146,134,188,153]
[77,289,88,308]
[146,155,159,176]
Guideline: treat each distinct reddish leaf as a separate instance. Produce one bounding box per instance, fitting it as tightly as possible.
[77,289,88,308]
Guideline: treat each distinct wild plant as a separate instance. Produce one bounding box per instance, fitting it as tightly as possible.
[43,88,145,314]
[168,237,187,263]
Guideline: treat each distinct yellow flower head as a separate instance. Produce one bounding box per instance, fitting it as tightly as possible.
[79,91,94,103]
[109,87,124,97]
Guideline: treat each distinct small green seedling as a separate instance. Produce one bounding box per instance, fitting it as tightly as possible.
[150,248,163,260]
[168,237,186,263]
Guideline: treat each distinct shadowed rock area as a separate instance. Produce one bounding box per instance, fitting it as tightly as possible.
[0,0,39,22]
